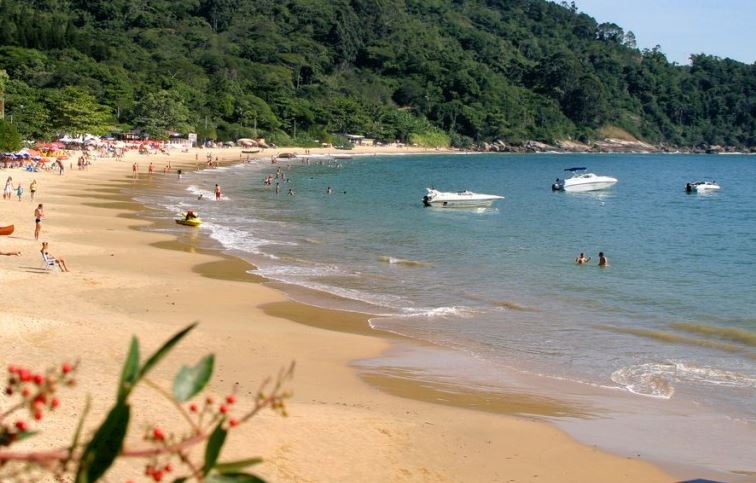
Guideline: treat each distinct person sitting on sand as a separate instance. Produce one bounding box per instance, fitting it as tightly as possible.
[41,241,69,272]
[576,252,590,264]
[598,252,608,267]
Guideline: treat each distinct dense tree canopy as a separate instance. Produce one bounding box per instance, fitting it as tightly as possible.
[0,0,753,146]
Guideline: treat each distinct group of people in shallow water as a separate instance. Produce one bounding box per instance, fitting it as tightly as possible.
[576,252,608,267]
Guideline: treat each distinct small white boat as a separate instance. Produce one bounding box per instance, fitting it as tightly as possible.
[685,181,720,193]
[422,188,504,208]
[553,167,618,192]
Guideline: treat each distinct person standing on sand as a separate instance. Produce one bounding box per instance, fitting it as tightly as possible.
[132,162,138,177]
[16,184,23,201]
[148,162,154,174]
[598,252,608,267]
[34,204,44,240]
[4,177,13,200]
[30,180,37,201]
[215,184,221,200]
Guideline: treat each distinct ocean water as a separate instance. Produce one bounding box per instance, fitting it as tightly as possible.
[135,153,755,473]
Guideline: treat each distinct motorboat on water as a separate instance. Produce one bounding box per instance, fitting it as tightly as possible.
[552,167,618,192]
[422,188,504,208]
[175,211,202,227]
[685,181,720,193]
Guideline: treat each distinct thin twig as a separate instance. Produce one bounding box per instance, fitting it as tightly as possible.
[143,378,200,433]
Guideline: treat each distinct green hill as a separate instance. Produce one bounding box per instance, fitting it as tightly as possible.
[0,0,753,147]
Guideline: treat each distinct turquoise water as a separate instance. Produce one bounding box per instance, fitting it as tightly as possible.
[138,153,755,471]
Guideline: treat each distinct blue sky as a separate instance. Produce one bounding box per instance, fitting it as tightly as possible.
[557,0,756,64]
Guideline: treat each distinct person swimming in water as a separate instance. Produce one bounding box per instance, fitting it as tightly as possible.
[576,252,591,264]
[598,252,608,267]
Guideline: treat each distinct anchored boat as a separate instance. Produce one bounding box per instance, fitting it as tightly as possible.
[685,181,720,193]
[553,167,618,192]
[422,188,504,208]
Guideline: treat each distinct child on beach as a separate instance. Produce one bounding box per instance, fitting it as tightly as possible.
[30,180,37,201]
[16,185,24,201]
[215,184,221,200]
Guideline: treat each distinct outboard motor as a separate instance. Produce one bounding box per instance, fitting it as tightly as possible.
[685,183,693,193]
[422,195,431,207]
[552,178,562,191]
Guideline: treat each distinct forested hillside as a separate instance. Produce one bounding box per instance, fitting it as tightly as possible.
[0,0,753,147]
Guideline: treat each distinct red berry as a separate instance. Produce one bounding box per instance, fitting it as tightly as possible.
[33,410,43,421]
[152,470,163,481]
[33,374,44,385]
[19,369,32,382]
[61,362,73,374]
[219,404,228,414]
[21,388,30,397]
[8,364,17,374]
[229,418,239,427]
[5,387,13,396]
[51,397,60,409]
[189,403,198,413]
[152,427,165,441]
[164,463,172,473]
[225,394,236,404]
[15,420,27,432]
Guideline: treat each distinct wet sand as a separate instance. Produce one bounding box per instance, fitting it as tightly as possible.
[0,146,674,481]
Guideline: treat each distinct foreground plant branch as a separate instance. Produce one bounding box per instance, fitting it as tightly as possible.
[0,323,293,482]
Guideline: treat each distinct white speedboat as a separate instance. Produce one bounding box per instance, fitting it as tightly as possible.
[553,167,618,192]
[422,188,504,208]
[685,181,720,193]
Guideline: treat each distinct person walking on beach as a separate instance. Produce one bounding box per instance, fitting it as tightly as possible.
[16,184,23,201]
[598,252,608,267]
[4,177,13,200]
[576,252,590,264]
[148,162,154,174]
[132,162,138,177]
[41,241,69,272]
[275,182,280,194]
[215,184,221,200]
[178,169,183,179]
[34,204,44,240]
[30,180,37,201]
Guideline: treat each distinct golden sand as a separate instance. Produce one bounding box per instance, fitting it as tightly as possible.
[0,146,673,481]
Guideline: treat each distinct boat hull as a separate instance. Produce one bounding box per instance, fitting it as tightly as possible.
[0,225,14,236]
[426,199,499,208]
[563,179,617,192]
[175,218,202,227]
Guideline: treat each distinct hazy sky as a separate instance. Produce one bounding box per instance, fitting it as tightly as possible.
[562,0,756,64]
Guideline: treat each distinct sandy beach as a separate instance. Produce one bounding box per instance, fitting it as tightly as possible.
[0,146,674,481]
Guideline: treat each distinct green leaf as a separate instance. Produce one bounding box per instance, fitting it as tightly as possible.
[203,422,227,476]
[173,354,214,402]
[15,430,39,442]
[206,474,266,483]
[118,337,140,401]
[139,323,197,379]
[213,458,263,473]
[75,402,130,483]
[173,479,188,483]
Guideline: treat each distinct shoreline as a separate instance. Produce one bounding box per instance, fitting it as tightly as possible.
[1,146,680,481]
